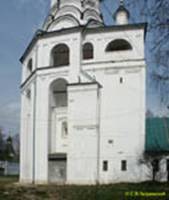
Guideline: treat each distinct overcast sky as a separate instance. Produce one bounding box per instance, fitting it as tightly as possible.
[0,0,49,135]
[0,0,162,135]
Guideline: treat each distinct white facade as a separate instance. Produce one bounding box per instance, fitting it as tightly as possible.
[20,0,148,184]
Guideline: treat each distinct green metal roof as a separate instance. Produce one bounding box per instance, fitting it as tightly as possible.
[146,118,169,152]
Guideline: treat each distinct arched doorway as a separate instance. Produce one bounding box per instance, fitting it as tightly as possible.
[48,78,68,183]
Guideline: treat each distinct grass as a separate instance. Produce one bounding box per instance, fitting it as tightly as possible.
[0,176,169,200]
[0,175,18,185]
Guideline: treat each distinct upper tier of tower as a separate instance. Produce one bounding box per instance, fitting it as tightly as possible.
[43,0,103,31]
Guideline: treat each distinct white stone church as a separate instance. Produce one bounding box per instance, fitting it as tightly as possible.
[20,0,147,184]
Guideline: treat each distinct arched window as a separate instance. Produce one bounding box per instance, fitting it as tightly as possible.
[50,78,68,108]
[51,44,69,67]
[83,42,93,60]
[27,59,33,73]
[106,39,132,52]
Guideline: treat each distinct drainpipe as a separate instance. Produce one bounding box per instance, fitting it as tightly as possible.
[32,79,37,184]
[96,87,101,184]
[32,45,38,184]
[80,28,102,183]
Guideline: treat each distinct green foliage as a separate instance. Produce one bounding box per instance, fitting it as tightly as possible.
[0,129,16,161]
[4,136,16,161]
[0,128,5,161]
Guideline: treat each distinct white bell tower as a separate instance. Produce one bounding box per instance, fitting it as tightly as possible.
[20,0,147,185]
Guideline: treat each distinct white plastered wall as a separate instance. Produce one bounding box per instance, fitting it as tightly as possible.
[67,84,100,184]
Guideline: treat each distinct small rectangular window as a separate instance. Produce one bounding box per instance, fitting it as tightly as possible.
[103,161,108,171]
[121,160,127,171]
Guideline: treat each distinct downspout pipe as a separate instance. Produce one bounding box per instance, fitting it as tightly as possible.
[32,78,37,184]
[80,28,102,184]
[96,86,101,184]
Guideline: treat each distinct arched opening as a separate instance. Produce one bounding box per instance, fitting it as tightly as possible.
[106,39,132,52]
[50,78,68,108]
[82,42,94,60]
[51,44,69,67]
[49,78,68,151]
[48,78,68,183]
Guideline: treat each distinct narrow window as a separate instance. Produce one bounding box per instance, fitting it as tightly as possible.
[80,12,84,19]
[152,159,159,172]
[51,44,69,67]
[120,77,123,83]
[26,89,31,99]
[27,59,33,74]
[103,161,108,171]
[83,43,93,60]
[121,160,127,171]
[167,159,169,182]
[57,0,60,9]
[62,121,68,138]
